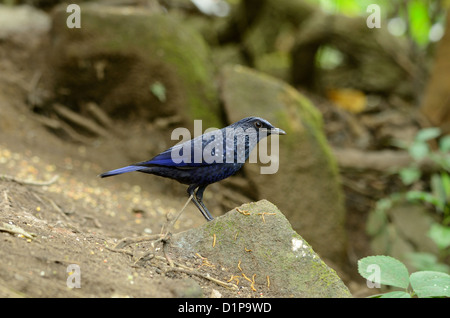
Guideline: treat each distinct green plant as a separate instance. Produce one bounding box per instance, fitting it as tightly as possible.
[397,128,450,224]
[372,127,450,272]
[358,255,450,298]
[306,0,446,48]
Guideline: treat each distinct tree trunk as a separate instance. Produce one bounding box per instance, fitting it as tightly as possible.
[421,11,450,134]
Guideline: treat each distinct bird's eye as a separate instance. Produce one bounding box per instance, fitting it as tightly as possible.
[254,121,262,129]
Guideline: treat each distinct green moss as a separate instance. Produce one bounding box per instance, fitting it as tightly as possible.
[172,200,351,297]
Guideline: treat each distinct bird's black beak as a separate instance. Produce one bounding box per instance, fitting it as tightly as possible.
[272,127,286,135]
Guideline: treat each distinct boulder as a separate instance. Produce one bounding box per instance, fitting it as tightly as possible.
[0,4,50,42]
[172,200,351,297]
[219,65,347,266]
[43,3,221,126]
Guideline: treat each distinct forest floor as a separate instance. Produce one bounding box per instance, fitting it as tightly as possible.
[0,7,420,298]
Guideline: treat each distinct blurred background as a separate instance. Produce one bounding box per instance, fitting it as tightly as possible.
[0,0,449,297]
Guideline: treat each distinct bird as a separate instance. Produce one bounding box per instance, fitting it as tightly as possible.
[100,116,286,221]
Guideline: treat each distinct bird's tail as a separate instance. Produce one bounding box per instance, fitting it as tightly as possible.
[99,165,143,178]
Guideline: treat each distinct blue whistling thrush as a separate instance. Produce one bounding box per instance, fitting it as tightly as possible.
[100,117,286,221]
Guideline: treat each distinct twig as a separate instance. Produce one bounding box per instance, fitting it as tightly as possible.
[236,207,250,215]
[256,212,276,223]
[195,253,215,268]
[165,194,193,231]
[162,233,174,268]
[105,246,134,257]
[227,275,240,285]
[0,222,36,240]
[85,102,114,130]
[134,251,155,266]
[250,274,257,292]
[46,197,71,221]
[107,245,237,290]
[53,103,110,138]
[0,174,59,186]
[114,234,164,249]
[1,190,11,210]
[165,267,238,290]
[109,195,196,275]
[34,113,93,144]
[81,215,102,228]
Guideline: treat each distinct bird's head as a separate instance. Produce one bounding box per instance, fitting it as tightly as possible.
[232,117,286,139]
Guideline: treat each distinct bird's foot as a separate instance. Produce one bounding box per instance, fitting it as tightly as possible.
[108,195,193,267]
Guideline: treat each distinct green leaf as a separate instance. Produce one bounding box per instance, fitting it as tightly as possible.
[431,174,447,210]
[358,256,410,289]
[149,81,166,102]
[409,271,450,298]
[390,139,408,150]
[375,197,393,213]
[379,291,412,298]
[316,46,344,70]
[428,223,450,250]
[399,167,421,185]
[335,0,360,16]
[415,127,441,142]
[409,141,429,160]
[406,252,450,273]
[406,190,441,208]
[408,0,432,46]
[366,205,388,236]
[440,172,450,197]
[439,135,450,152]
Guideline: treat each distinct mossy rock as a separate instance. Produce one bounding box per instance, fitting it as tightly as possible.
[172,200,351,298]
[45,3,221,126]
[220,65,347,266]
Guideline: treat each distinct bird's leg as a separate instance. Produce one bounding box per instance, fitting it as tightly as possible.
[195,185,214,221]
[188,184,214,221]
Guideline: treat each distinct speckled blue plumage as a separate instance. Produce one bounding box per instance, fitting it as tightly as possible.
[100,117,285,221]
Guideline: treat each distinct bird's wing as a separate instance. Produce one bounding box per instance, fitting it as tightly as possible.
[134,145,195,167]
[135,131,222,168]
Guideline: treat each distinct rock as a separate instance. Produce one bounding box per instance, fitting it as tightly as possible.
[210,289,222,298]
[171,200,351,298]
[219,65,347,266]
[43,3,221,126]
[219,0,413,96]
[291,11,413,96]
[167,278,203,298]
[0,4,50,42]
